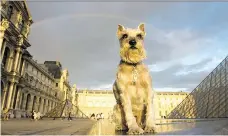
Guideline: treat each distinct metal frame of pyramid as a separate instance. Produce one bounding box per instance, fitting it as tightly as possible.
[167,55,228,119]
[45,95,89,118]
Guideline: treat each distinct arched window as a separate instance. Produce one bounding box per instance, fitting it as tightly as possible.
[7,6,13,19]
[2,46,10,68]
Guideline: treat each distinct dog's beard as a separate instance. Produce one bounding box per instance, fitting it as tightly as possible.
[120,45,146,63]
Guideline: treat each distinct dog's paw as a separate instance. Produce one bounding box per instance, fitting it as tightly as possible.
[144,125,156,133]
[115,124,127,131]
[127,126,144,135]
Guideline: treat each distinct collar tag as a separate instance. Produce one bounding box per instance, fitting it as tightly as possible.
[132,66,138,85]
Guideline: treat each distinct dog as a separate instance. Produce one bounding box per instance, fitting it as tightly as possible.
[113,23,156,134]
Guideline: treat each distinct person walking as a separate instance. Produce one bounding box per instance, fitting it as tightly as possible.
[31,110,35,120]
[68,112,72,121]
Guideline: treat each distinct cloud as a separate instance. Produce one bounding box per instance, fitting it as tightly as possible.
[89,83,113,90]
[26,2,228,91]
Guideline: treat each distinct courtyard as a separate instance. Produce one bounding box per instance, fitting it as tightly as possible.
[1,118,228,135]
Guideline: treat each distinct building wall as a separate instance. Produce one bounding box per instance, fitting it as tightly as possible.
[77,90,188,119]
[77,90,116,118]
[1,1,35,117]
[54,69,72,101]
[154,92,188,119]
[1,1,73,118]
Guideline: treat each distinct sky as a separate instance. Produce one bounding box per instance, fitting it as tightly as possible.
[26,1,228,92]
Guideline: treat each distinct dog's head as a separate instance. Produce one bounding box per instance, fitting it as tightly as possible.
[117,23,147,64]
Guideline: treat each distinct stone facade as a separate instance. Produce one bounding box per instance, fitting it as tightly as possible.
[1,1,75,118]
[154,91,189,119]
[76,90,189,119]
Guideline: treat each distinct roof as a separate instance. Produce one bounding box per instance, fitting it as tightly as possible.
[23,0,33,24]
[77,90,113,94]
[44,61,62,79]
[156,91,189,95]
[23,50,32,58]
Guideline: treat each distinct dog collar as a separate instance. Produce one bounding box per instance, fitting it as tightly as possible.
[120,60,142,67]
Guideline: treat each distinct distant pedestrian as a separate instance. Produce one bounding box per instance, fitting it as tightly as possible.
[90,113,96,120]
[31,110,35,120]
[100,113,104,119]
[68,112,72,121]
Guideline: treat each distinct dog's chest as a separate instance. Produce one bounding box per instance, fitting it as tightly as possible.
[130,66,150,87]
[128,66,150,101]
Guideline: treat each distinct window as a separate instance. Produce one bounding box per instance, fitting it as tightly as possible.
[171,103,173,108]
[56,83,58,87]
[7,6,13,19]
[2,46,10,67]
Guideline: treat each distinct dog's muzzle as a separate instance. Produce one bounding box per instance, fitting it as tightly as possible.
[129,39,137,46]
[129,39,137,49]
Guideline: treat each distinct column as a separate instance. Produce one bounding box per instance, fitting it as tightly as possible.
[20,59,25,76]
[16,53,22,73]
[0,19,9,50]
[6,54,14,72]
[28,95,34,112]
[39,99,44,113]
[15,87,22,109]
[18,92,23,109]
[51,101,54,110]
[42,100,46,114]
[50,101,53,111]
[5,82,15,109]
[12,47,21,73]
[34,97,39,112]
[1,83,9,110]
[45,101,49,113]
[10,84,17,109]
[22,94,28,110]
[1,39,6,59]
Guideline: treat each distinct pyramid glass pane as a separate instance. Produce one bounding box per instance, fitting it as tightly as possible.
[167,56,228,119]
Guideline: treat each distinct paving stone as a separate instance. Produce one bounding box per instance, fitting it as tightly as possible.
[1,118,95,135]
[88,118,228,135]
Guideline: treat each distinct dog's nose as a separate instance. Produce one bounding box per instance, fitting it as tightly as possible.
[129,40,137,46]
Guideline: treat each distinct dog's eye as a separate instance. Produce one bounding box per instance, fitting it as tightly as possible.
[137,34,143,39]
[122,34,128,39]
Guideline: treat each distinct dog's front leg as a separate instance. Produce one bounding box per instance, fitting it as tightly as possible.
[117,81,144,135]
[144,87,156,133]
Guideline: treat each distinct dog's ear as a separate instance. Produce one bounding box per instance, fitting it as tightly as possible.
[117,24,125,32]
[117,24,125,38]
[138,23,145,33]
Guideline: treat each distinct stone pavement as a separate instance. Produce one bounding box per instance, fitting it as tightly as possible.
[1,118,95,135]
[88,118,228,135]
[1,118,228,135]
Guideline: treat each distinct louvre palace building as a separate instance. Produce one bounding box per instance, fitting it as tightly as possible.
[1,1,77,118]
